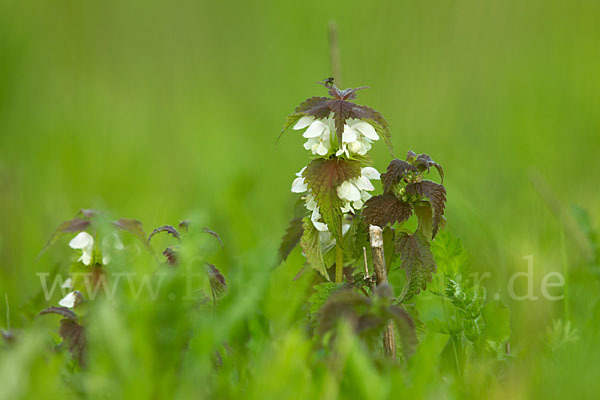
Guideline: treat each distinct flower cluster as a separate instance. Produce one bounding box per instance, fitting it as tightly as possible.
[291,166,380,246]
[293,115,380,158]
[58,231,124,308]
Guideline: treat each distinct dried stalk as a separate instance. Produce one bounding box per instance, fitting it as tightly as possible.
[369,225,396,358]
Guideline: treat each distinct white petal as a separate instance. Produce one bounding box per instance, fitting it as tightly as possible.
[305,194,317,211]
[337,181,361,202]
[303,120,327,138]
[293,115,315,130]
[102,254,111,265]
[80,252,92,266]
[316,142,329,156]
[353,121,379,141]
[296,166,307,177]
[340,202,353,214]
[354,176,375,191]
[61,277,72,289]
[352,199,364,209]
[69,232,94,250]
[342,125,358,143]
[361,191,373,202]
[291,177,308,193]
[348,141,362,154]
[313,220,329,232]
[58,291,77,308]
[361,167,380,180]
[342,223,351,235]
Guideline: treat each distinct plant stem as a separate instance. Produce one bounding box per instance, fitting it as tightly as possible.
[328,21,341,86]
[335,244,344,283]
[369,225,396,359]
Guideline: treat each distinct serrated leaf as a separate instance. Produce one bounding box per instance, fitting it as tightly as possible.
[481,300,511,343]
[303,158,362,241]
[308,282,340,322]
[414,153,444,183]
[206,263,227,300]
[148,225,181,244]
[38,218,91,259]
[277,197,309,265]
[362,194,413,228]
[381,159,417,193]
[203,227,224,248]
[300,217,329,280]
[59,319,85,364]
[296,96,331,117]
[396,232,437,301]
[37,306,77,321]
[113,218,148,246]
[342,215,369,263]
[406,180,447,238]
[351,105,393,155]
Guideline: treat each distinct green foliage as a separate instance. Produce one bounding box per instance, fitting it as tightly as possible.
[395,231,437,302]
[300,217,329,280]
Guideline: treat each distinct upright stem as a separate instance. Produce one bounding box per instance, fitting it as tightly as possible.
[369,225,396,359]
[328,21,342,86]
[335,244,344,283]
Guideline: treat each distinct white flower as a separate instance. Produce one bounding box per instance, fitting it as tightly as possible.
[61,277,73,289]
[335,119,379,157]
[294,115,335,156]
[336,167,380,212]
[100,233,124,265]
[291,166,308,193]
[58,291,80,308]
[69,232,94,266]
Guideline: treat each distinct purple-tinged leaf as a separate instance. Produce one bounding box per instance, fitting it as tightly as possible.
[303,158,362,241]
[206,263,227,300]
[38,218,91,259]
[162,247,178,266]
[178,220,190,232]
[405,180,446,238]
[362,194,413,228]
[203,227,224,248]
[148,225,181,244]
[414,153,444,183]
[37,306,77,322]
[113,218,148,246]
[59,319,85,365]
[381,159,417,193]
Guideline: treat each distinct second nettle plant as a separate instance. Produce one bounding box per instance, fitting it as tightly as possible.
[278,79,447,359]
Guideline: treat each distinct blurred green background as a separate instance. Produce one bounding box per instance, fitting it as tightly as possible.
[1,0,599,398]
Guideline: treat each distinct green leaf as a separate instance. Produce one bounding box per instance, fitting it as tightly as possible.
[308,282,340,322]
[481,300,511,343]
[362,193,413,228]
[405,180,446,239]
[276,198,308,265]
[303,158,362,241]
[300,217,330,280]
[440,335,466,376]
[396,232,437,302]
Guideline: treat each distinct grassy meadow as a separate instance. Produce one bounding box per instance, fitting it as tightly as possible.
[1,0,599,398]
